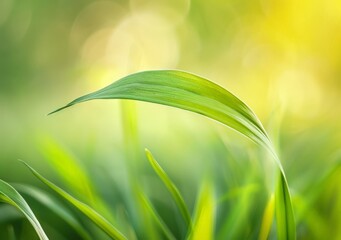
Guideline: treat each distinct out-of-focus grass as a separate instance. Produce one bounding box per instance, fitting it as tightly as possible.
[1,0,340,239]
[23,162,127,240]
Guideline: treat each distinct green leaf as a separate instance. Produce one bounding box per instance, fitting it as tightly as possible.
[38,137,98,203]
[37,136,116,224]
[275,172,296,240]
[14,184,92,240]
[138,192,177,240]
[50,70,270,152]
[145,149,193,231]
[50,69,296,239]
[188,182,215,240]
[21,162,127,240]
[259,194,275,240]
[0,179,49,240]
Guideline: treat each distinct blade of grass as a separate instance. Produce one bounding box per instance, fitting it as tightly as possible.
[138,192,177,240]
[38,137,97,203]
[145,149,193,231]
[120,100,149,238]
[0,179,49,240]
[50,69,295,239]
[187,182,215,240]
[14,184,92,240]
[49,70,271,153]
[258,194,275,240]
[20,161,127,240]
[275,172,296,240]
[37,137,115,224]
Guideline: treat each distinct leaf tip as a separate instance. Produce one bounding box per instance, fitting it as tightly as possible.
[144,148,151,155]
[48,105,69,116]
[18,160,36,175]
[18,159,27,166]
[144,148,155,164]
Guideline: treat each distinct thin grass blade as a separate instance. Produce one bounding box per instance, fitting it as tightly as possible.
[15,184,92,240]
[138,192,177,240]
[187,182,215,240]
[0,179,49,240]
[145,149,193,231]
[275,172,296,240]
[38,137,97,203]
[21,162,127,240]
[259,194,275,240]
[38,137,115,223]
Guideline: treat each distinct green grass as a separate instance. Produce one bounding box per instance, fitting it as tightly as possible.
[1,70,340,239]
[0,179,48,240]
[145,148,193,232]
[22,161,127,240]
[51,69,295,239]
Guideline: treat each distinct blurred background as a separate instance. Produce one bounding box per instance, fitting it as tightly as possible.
[1,0,341,239]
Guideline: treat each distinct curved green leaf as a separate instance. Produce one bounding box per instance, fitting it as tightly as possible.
[21,162,127,240]
[50,70,270,152]
[50,69,296,239]
[0,179,49,240]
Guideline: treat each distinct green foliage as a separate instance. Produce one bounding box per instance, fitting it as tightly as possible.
[189,182,215,240]
[21,162,127,240]
[50,70,270,151]
[259,194,275,240]
[276,172,296,240]
[145,148,193,231]
[0,179,48,240]
[1,0,340,239]
[52,70,296,239]
[138,192,176,240]
[14,184,92,240]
